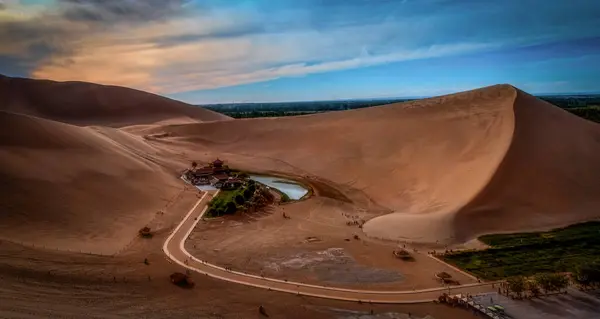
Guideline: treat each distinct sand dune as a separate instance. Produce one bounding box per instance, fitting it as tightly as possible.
[150,84,600,244]
[0,111,185,254]
[1,80,598,252]
[452,89,600,241]
[0,74,230,127]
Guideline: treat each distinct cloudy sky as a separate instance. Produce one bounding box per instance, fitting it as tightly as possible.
[1,0,599,103]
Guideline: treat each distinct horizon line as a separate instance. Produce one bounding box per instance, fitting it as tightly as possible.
[195,91,600,106]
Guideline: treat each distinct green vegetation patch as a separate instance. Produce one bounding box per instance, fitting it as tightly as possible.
[566,106,600,123]
[443,221,600,280]
[280,193,291,202]
[206,181,256,217]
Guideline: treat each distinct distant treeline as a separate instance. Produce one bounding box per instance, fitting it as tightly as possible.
[216,110,329,118]
[541,95,600,123]
[203,99,413,118]
[538,95,600,108]
[566,106,600,123]
[202,95,600,123]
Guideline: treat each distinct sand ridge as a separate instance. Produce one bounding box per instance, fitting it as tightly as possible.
[452,88,600,241]
[1,79,599,252]
[0,110,187,254]
[148,84,600,244]
[0,74,230,127]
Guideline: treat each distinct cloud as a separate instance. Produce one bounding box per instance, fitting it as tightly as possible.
[0,0,19,11]
[151,20,266,48]
[58,0,190,25]
[31,11,496,95]
[151,42,496,93]
[0,10,77,74]
[0,0,192,74]
[2,0,600,95]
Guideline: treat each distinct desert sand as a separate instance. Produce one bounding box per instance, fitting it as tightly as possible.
[0,74,230,127]
[0,110,190,254]
[1,74,599,318]
[149,84,600,244]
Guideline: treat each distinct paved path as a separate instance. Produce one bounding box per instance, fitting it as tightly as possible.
[163,192,498,303]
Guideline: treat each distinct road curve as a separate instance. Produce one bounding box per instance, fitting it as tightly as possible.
[163,192,497,304]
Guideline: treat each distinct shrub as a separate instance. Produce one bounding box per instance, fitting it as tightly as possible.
[526,280,541,297]
[507,276,526,298]
[243,187,254,200]
[225,202,237,214]
[170,272,194,288]
[533,273,568,294]
[573,261,600,288]
[139,227,153,238]
[234,194,245,206]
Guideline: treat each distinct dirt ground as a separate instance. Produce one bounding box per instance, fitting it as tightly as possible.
[0,191,476,319]
[185,191,477,291]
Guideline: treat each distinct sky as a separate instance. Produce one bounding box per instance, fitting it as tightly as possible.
[1,0,599,103]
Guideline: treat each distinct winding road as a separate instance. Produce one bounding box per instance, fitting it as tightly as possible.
[163,191,497,303]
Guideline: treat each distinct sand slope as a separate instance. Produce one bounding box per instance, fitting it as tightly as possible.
[150,85,600,244]
[0,74,230,127]
[0,111,185,254]
[1,82,598,251]
[452,89,600,241]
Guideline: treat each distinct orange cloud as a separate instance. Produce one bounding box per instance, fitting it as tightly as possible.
[11,2,493,94]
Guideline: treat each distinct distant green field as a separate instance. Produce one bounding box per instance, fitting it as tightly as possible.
[566,105,600,123]
[442,221,600,280]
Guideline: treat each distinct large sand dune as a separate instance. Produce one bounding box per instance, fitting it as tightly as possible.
[0,111,185,254]
[0,74,230,127]
[1,79,598,253]
[452,89,600,241]
[150,84,600,244]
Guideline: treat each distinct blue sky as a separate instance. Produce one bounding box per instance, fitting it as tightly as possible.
[1,0,599,103]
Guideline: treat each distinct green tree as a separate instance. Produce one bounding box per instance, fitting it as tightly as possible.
[526,280,541,298]
[534,273,569,294]
[234,194,245,206]
[534,273,553,294]
[549,273,570,293]
[225,201,237,214]
[507,276,526,298]
[573,261,600,289]
[243,187,254,200]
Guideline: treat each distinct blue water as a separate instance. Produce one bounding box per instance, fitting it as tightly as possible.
[249,175,309,200]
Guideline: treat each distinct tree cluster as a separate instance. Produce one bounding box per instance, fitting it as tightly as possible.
[505,273,570,299]
[208,196,238,216]
[572,261,600,289]
[207,180,275,217]
[203,96,600,123]
[566,106,600,123]
[203,99,412,114]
